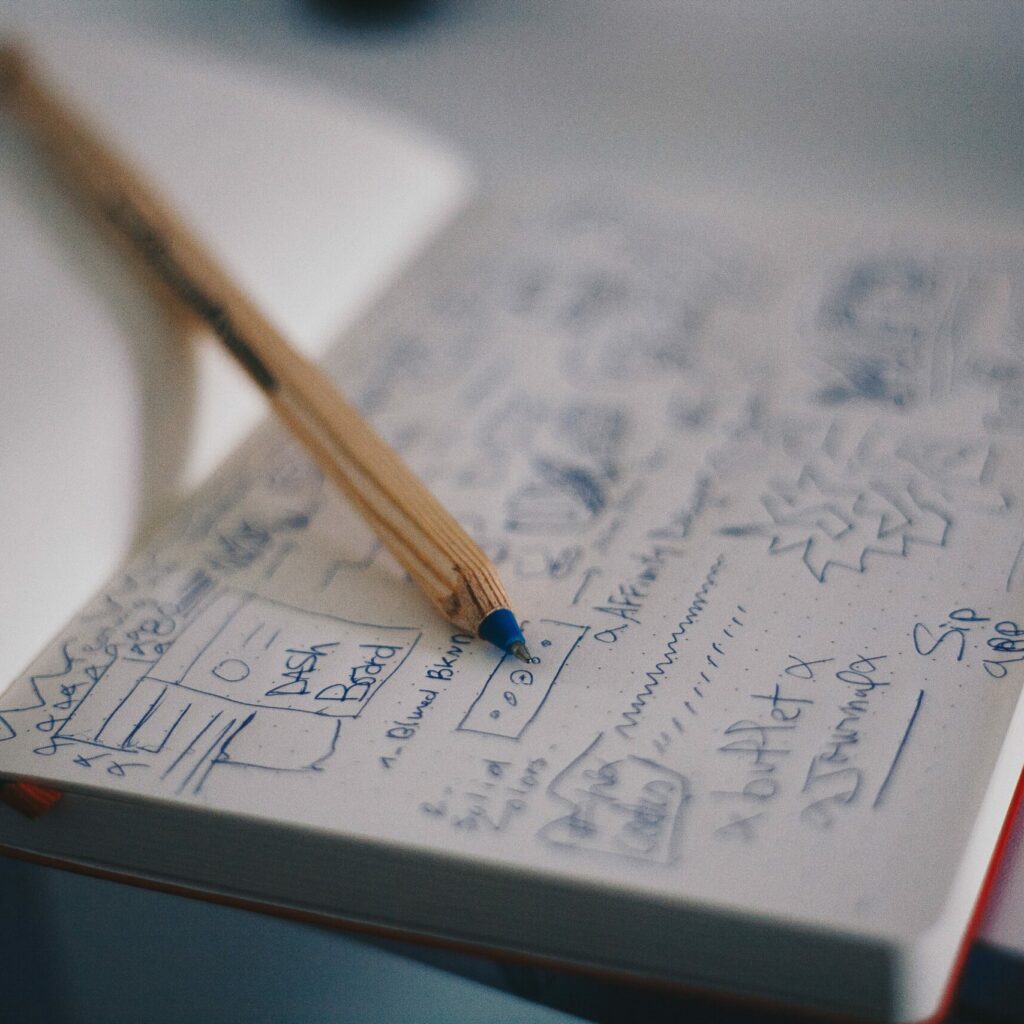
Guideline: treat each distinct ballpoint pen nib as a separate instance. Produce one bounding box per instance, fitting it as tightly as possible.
[478,609,532,661]
[509,641,533,663]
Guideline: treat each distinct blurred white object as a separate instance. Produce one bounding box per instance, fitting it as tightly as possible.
[0,28,469,684]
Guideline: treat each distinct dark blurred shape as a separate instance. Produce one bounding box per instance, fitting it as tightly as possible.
[306,0,434,29]
[955,943,1024,1024]
[0,858,68,1022]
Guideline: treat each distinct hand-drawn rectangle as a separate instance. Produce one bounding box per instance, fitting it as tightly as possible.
[457,619,587,740]
[147,590,420,719]
[538,733,689,865]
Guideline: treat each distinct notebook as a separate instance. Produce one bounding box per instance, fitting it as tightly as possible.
[2,30,1023,1024]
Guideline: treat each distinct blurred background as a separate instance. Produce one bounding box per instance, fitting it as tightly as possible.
[3,0,1023,218]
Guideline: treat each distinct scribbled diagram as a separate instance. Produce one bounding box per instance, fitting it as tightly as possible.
[500,402,630,537]
[185,437,324,578]
[145,591,418,717]
[536,198,759,387]
[756,470,951,582]
[57,656,342,796]
[319,192,761,591]
[505,459,609,535]
[458,619,587,739]
[811,253,971,408]
[894,437,1010,513]
[717,413,1020,581]
[538,732,689,864]
[7,585,419,795]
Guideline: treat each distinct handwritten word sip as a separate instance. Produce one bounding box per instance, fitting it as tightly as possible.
[913,608,1024,679]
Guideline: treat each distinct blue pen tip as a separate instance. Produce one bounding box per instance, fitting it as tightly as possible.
[478,608,531,661]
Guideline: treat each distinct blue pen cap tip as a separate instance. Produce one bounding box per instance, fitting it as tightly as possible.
[478,608,525,653]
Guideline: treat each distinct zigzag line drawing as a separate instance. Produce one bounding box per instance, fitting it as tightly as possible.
[615,556,723,738]
[762,473,952,583]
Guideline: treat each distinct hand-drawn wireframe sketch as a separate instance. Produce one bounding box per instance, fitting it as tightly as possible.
[0,563,210,748]
[502,399,632,537]
[960,266,1024,428]
[894,437,1011,514]
[336,191,762,433]
[505,459,609,535]
[15,587,420,795]
[57,655,343,796]
[810,253,972,409]
[538,732,690,864]
[517,196,759,387]
[144,591,419,716]
[457,620,587,740]
[190,434,322,534]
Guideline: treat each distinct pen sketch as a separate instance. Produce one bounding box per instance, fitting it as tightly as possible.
[458,620,587,739]
[2,580,419,795]
[538,732,689,865]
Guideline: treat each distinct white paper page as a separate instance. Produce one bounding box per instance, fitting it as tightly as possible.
[1,188,1022,1006]
[0,29,469,684]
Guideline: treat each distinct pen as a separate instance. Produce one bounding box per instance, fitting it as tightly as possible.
[0,43,531,663]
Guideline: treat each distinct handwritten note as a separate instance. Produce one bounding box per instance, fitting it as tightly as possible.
[1,188,1022,949]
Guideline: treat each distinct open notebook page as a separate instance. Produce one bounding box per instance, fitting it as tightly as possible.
[0,29,469,684]
[1,187,1022,1021]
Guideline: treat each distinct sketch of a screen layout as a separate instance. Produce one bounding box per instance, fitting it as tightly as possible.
[49,590,420,795]
[457,619,588,740]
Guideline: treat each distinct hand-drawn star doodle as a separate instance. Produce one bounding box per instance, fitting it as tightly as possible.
[751,469,951,583]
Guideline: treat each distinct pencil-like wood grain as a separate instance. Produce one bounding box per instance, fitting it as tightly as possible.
[0,42,516,635]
